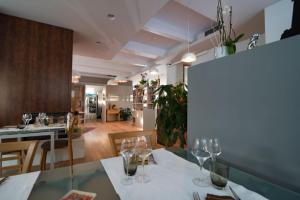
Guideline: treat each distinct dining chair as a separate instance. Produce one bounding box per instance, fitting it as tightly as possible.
[40,114,75,170]
[0,140,39,176]
[108,130,157,156]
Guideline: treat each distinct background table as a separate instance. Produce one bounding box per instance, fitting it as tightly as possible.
[0,125,65,169]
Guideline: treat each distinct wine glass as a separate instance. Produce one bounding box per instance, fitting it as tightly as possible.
[191,138,211,187]
[22,113,32,126]
[22,114,27,125]
[208,138,222,161]
[38,113,46,126]
[26,114,32,125]
[120,138,136,185]
[135,136,152,183]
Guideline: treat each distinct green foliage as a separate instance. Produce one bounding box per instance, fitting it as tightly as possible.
[150,79,158,87]
[120,107,132,121]
[154,83,187,148]
[224,33,244,54]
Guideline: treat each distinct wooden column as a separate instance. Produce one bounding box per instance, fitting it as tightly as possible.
[0,14,73,126]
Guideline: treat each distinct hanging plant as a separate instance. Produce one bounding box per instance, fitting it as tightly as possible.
[216,0,244,54]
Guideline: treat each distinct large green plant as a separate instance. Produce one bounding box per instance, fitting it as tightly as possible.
[154,83,187,148]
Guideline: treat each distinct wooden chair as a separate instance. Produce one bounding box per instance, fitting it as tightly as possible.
[108,130,157,156]
[40,116,75,170]
[0,141,39,176]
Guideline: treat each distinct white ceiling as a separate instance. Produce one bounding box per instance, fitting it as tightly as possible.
[0,0,280,78]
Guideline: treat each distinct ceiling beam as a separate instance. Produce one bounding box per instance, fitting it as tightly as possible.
[123,41,166,59]
[143,17,194,42]
[113,53,151,67]
[175,0,216,21]
[73,64,131,77]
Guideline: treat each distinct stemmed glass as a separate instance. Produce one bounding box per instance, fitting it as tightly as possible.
[38,113,46,126]
[135,136,152,183]
[120,138,136,185]
[191,138,211,187]
[22,113,32,126]
[207,138,222,161]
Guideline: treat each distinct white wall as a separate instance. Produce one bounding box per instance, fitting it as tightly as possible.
[265,0,294,44]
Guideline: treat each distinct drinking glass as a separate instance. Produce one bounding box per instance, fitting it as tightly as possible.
[191,138,211,187]
[210,161,228,189]
[120,138,136,185]
[207,138,222,161]
[26,114,32,125]
[38,113,46,126]
[135,136,152,183]
[22,113,32,126]
[22,114,27,125]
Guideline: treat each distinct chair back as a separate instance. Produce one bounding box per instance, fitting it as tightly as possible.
[0,140,39,176]
[108,130,157,156]
[66,113,76,168]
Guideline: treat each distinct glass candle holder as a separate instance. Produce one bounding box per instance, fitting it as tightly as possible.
[123,154,138,176]
[210,161,229,189]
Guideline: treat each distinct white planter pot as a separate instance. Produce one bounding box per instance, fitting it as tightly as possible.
[215,46,229,58]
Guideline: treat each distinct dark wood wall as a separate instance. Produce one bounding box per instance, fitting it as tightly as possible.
[0,14,73,126]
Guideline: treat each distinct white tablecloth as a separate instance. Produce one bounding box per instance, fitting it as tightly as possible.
[101,148,267,200]
[0,171,40,200]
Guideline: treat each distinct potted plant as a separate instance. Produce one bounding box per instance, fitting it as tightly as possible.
[139,73,148,87]
[154,83,187,148]
[150,79,158,88]
[120,107,132,121]
[215,0,244,57]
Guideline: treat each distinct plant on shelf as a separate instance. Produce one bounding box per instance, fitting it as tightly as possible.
[154,83,187,148]
[120,107,132,121]
[215,0,244,55]
[134,84,140,89]
[139,73,148,87]
[150,79,159,88]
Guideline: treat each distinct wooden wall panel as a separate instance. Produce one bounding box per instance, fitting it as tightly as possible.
[0,14,73,126]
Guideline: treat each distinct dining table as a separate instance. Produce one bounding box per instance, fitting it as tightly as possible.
[2,148,299,200]
[0,124,66,170]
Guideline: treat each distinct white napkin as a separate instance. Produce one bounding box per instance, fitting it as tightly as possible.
[101,148,267,200]
[0,171,40,200]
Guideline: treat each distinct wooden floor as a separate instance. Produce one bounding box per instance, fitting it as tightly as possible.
[55,120,142,168]
[81,120,141,162]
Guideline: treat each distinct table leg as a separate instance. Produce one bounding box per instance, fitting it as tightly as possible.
[50,133,55,169]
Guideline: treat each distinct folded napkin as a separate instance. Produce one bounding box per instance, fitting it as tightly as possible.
[206,194,235,200]
[0,171,40,200]
[101,148,268,200]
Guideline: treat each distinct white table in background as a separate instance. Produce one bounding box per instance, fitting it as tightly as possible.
[0,124,66,170]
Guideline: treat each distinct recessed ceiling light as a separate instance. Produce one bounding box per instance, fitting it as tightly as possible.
[107,13,116,21]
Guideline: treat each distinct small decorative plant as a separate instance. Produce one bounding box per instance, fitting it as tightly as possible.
[120,107,132,121]
[150,79,159,88]
[154,83,187,148]
[216,0,244,54]
[139,73,148,86]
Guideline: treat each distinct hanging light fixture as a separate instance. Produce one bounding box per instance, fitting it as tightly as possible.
[114,75,128,83]
[149,67,159,75]
[181,52,196,63]
[181,4,196,63]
